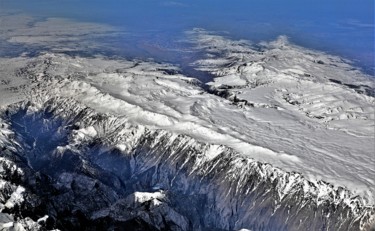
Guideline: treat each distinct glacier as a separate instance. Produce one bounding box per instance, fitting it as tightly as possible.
[0,29,374,230]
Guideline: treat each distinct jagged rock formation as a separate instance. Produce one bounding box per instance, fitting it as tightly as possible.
[0,32,374,230]
[0,95,373,230]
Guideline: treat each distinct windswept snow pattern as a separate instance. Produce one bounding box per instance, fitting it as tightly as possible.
[188,29,375,200]
[0,29,374,230]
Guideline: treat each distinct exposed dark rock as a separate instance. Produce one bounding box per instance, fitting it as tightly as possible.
[0,101,373,231]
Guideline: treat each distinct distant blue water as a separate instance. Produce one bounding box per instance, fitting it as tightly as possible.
[2,0,374,74]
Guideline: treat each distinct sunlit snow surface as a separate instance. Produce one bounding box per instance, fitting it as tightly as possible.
[0,13,374,230]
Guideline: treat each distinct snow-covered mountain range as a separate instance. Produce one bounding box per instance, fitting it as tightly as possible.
[0,28,374,230]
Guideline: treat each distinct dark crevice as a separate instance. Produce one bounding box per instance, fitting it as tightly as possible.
[0,103,372,231]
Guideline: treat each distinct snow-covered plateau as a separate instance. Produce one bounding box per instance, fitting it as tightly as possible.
[0,29,374,230]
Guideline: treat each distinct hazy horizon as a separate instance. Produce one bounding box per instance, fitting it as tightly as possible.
[1,0,374,74]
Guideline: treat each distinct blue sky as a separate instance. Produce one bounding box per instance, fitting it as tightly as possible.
[1,0,374,73]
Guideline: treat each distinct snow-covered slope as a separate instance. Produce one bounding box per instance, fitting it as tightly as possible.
[0,30,374,230]
[188,29,375,199]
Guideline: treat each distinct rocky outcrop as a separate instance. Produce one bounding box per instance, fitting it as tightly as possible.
[0,97,373,230]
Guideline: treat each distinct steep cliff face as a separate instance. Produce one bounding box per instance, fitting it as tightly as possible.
[0,97,373,231]
[0,31,374,230]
